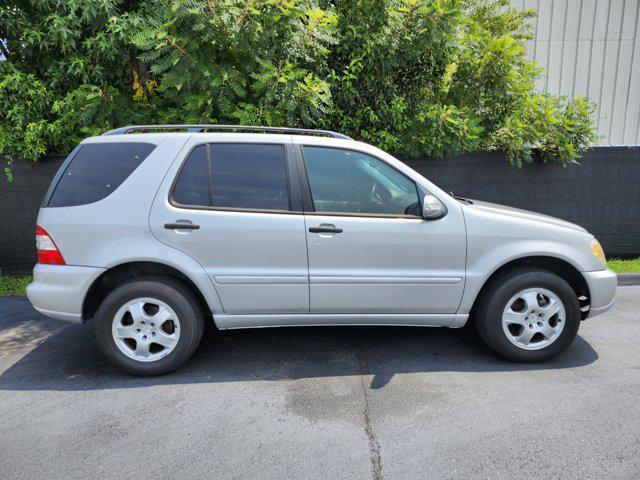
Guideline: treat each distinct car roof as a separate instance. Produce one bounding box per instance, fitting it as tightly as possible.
[102,124,352,139]
[82,131,358,146]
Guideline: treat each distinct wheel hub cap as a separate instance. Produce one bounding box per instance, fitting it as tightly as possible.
[501,288,566,350]
[111,297,181,362]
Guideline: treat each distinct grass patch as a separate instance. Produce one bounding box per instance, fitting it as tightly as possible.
[0,275,32,296]
[607,258,640,274]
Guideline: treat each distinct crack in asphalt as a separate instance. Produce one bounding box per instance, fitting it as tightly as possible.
[355,350,383,480]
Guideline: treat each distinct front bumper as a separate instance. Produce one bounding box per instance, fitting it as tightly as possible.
[583,268,617,318]
[26,264,105,323]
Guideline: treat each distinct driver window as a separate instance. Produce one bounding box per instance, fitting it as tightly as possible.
[302,146,421,216]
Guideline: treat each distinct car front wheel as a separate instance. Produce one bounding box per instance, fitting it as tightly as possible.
[474,268,581,362]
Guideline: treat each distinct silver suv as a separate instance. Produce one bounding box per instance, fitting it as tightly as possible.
[27,125,617,375]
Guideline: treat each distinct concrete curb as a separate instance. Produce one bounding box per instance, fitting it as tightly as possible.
[618,274,640,286]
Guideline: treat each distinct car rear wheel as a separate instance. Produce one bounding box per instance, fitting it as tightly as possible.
[474,268,581,362]
[94,277,204,375]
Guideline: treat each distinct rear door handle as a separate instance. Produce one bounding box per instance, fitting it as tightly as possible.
[309,226,343,234]
[164,222,200,230]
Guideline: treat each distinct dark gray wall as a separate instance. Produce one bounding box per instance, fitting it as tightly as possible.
[1,157,65,275]
[403,147,640,258]
[1,147,638,275]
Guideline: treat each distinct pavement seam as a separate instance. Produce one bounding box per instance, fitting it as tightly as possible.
[355,350,383,480]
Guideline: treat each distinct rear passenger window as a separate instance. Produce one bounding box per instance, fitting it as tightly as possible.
[48,142,156,207]
[171,143,290,211]
[211,144,289,210]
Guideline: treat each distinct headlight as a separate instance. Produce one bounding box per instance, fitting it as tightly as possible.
[591,239,606,264]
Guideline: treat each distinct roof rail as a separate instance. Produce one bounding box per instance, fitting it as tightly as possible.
[102,124,352,140]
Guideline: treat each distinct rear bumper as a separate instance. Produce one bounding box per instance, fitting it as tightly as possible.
[583,269,617,318]
[26,264,105,323]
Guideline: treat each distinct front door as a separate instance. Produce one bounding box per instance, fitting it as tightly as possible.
[150,138,309,314]
[299,145,466,314]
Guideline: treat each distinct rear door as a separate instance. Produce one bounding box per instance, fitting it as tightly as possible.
[150,135,309,314]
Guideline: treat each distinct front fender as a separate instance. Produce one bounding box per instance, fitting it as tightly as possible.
[458,204,605,314]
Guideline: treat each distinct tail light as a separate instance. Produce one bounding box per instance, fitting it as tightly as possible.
[36,225,66,265]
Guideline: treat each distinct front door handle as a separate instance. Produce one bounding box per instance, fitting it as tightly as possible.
[164,222,200,230]
[309,226,343,234]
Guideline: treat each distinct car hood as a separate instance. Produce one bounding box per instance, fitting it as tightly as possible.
[462,199,587,233]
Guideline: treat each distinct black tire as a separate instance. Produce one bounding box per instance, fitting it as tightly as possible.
[474,268,581,362]
[94,276,205,375]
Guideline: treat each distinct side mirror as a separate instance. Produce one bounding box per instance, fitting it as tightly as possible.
[422,194,445,219]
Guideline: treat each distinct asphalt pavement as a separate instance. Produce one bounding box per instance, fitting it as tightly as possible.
[0,287,638,479]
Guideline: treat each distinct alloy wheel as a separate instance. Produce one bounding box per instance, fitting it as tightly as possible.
[111,297,181,362]
[501,287,566,350]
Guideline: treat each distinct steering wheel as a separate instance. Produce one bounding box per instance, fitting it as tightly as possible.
[358,182,384,212]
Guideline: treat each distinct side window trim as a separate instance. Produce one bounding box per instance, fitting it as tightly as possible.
[285,142,303,212]
[205,143,214,206]
[169,141,302,214]
[296,144,423,219]
[293,144,315,212]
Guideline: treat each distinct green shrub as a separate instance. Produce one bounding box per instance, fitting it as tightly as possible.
[0,0,598,176]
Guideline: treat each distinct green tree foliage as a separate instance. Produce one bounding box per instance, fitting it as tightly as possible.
[130,0,337,125]
[0,0,598,173]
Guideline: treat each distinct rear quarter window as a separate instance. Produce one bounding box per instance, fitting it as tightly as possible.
[47,142,156,207]
[171,145,210,206]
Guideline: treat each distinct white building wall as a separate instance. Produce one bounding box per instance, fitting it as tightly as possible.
[512,0,640,145]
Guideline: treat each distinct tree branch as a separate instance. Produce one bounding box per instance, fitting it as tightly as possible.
[0,40,12,62]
